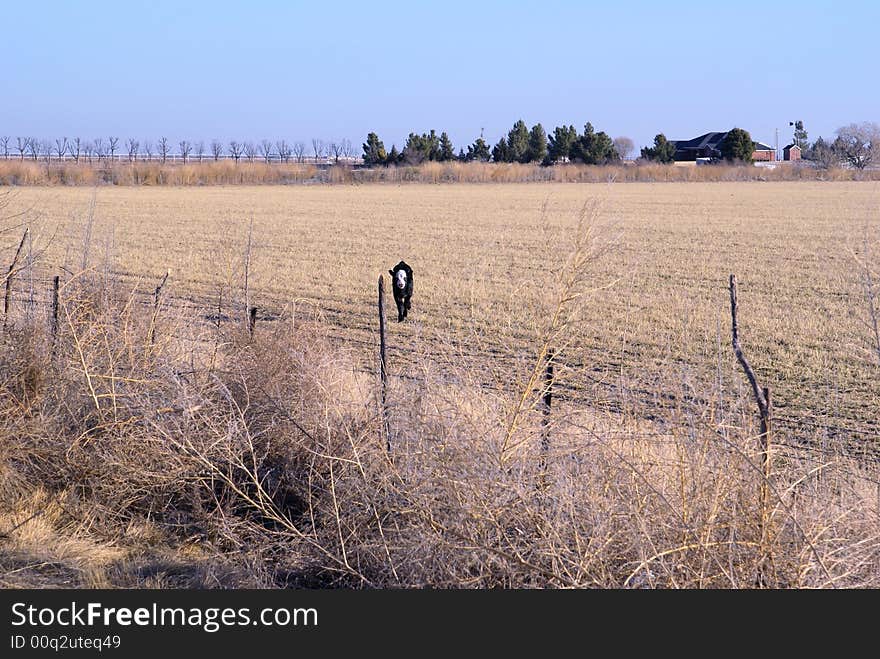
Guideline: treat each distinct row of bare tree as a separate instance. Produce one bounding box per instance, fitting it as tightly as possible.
[0,136,357,164]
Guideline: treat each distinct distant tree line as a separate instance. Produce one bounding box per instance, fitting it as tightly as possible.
[3,121,876,170]
[363,120,631,166]
[0,136,358,164]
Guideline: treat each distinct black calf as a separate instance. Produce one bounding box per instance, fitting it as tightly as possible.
[388,260,414,322]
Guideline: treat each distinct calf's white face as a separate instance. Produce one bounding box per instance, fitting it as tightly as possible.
[395,270,408,290]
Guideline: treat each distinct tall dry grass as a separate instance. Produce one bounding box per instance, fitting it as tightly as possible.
[1,203,879,588]
[0,160,319,186]
[1,159,878,187]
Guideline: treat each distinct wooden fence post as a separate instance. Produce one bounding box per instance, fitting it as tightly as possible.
[51,275,60,342]
[729,274,774,586]
[249,306,257,336]
[378,274,390,452]
[3,227,28,328]
[538,348,555,489]
[148,270,169,346]
[541,348,555,455]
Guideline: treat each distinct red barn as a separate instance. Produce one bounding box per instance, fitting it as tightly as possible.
[752,141,776,161]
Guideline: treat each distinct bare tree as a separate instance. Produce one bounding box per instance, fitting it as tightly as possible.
[70,137,81,163]
[54,137,68,161]
[109,136,119,161]
[834,122,879,170]
[28,138,39,161]
[293,141,306,163]
[311,138,325,163]
[259,139,273,163]
[613,136,635,161]
[195,141,205,162]
[83,140,95,164]
[94,138,106,161]
[340,138,354,160]
[328,140,343,164]
[143,140,154,161]
[16,137,29,160]
[0,136,9,159]
[275,140,290,163]
[125,138,139,162]
[179,140,192,164]
[40,139,53,164]
[158,137,170,164]
[244,141,257,162]
[229,141,243,163]
[211,140,223,161]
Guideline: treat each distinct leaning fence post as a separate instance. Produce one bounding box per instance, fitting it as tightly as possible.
[729,274,774,586]
[378,274,390,452]
[3,227,28,328]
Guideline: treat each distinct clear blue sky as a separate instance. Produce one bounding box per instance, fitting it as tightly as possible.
[1,0,876,153]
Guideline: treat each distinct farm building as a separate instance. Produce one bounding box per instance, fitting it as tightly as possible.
[752,141,776,161]
[671,131,776,162]
[783,144,802,161]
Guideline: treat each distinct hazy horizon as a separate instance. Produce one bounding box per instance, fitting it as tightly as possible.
[1,1,876,154]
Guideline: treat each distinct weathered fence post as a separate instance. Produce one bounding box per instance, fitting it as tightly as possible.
[216,288,223,330]
[378,274,390,452]
[3,227,29,328]
[249,306,258,336]
[148,270,169,346]
[538,348,555,489]
[51,275,60,343]
[759,385,772,558]
[729,274,774,586]
[541,348,555,455]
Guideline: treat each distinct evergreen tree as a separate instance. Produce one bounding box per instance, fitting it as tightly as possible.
[457,147,466,161]
[425,130,440,161]
[387,144,400,165]
[720,127,754,163]
[402,133,424,164]
[492,138,511,163]
[571,122,618,164]
[362,132,387,166]
[403,130,441,163]
[416,130,441,161]
[805,136,836,168]
[547,125,578,163]
[791,120,808,149]
[640,133,676,163]
[439,132,455,161]
[507,119,530,163]
[526,123,548,163]
[467,137,491,162]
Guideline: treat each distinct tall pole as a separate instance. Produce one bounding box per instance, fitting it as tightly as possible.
[378,275,390,451]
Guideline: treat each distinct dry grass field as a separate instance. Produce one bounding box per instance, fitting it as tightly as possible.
[9,182,880,437]
[1,181,879,588]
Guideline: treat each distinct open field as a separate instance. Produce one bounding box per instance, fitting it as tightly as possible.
[7,182,880,445]
[1,181,879,588]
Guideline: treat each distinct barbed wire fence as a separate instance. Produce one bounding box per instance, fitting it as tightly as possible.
[3,246,879,483]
